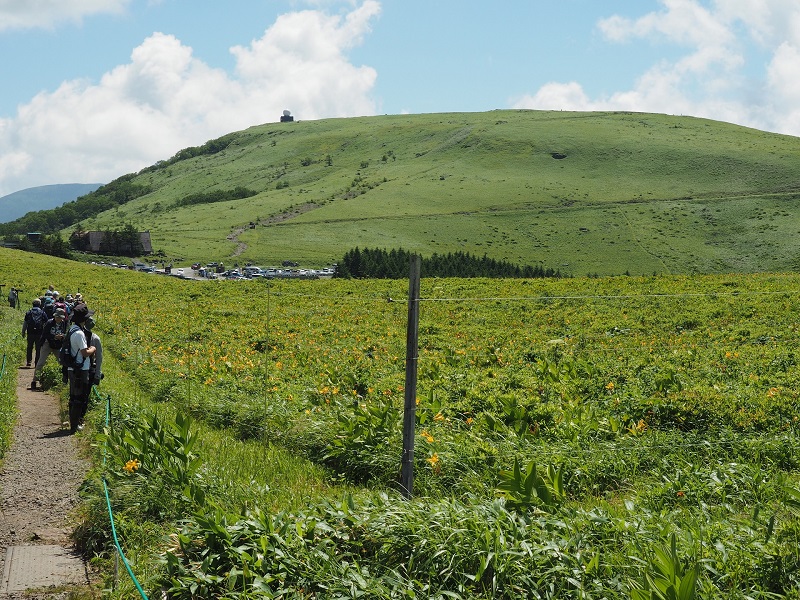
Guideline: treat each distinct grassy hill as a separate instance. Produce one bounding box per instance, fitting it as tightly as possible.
[67,110,800,275]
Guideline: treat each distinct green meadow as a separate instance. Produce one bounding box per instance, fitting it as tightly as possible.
[69,110,800,275]
[2,249,800,597]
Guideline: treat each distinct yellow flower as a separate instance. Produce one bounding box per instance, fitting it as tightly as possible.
[420,430,434,443]
[606,382,615,390]
[627,419,647,436]
[427,453,441,474]
[433,412,445,421]
[123,459,141,473]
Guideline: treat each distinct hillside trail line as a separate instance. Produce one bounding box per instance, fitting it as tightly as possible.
[0,365,93,598]
[227,201,321,257]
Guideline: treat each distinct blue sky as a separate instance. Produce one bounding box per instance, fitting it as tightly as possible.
[0,0,798,198]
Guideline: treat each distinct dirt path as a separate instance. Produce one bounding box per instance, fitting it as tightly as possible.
[0,366,93,598]
[226,202,322,258]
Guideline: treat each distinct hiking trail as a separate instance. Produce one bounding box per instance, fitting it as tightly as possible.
[0,366,94,598]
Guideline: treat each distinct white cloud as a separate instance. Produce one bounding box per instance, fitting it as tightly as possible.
[763,41,800,132]
[231,0,380,119]
[514,0,800,137]
[512,82,598,112]
[0,1,381,196]
[714,0,800,47]
[0,0,130,31]
[599,0,735,51]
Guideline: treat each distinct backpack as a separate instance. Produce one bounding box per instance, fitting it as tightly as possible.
[25,307,47,333]
[43,298,55,319]
[59,325,86,369]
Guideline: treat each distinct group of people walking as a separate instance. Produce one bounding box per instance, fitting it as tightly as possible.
[21,287,103,433]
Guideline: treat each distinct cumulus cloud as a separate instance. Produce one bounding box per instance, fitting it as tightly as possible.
[0,1,380,196]
[764,42,800,132]
[513,0,800,137]
[230,0,380,120]
[0,0,130,31]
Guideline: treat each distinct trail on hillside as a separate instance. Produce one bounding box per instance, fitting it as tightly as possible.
[227,202,322,257]
[0,366,92,598]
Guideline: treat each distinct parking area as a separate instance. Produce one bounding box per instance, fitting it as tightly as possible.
[94,261,336,281]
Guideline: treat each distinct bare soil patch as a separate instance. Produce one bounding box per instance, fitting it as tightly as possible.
[0,366,95,598]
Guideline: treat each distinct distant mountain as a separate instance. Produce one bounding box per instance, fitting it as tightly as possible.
[0,183,103,224]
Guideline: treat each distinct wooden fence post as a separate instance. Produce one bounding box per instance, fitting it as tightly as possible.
[400,254,421,499]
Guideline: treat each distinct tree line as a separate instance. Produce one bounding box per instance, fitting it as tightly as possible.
[0,132,241,237]
[173,187,257,208]
[0,174,151,236]
[3,223,144,260]
[335,247,562,279]
[2,233,71,258]
[70,223,144,256]
[139,132,238,174]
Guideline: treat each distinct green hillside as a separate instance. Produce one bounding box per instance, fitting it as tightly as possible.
[71,110,800,274]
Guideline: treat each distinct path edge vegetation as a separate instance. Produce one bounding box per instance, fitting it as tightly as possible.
[3,248,800,598]
[0,309,23,462]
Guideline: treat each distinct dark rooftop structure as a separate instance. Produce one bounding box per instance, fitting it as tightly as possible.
[71,230,152,254]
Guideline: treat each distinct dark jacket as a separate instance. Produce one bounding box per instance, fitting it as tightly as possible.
[22,306,48,337]
[42,298,55,319]
[39,318,67,349]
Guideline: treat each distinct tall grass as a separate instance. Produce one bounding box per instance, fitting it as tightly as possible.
[5,250,800,597]
[0,306,23,461]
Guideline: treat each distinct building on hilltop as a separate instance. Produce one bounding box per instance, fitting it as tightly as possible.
[71,230,152,255]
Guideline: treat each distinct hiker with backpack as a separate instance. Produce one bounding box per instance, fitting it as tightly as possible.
[84,315,103,388]
[51,291,68,319]
[22,298,48,368]
[31,307,68,390]
[61,303,96,433]
[41,292,55,319]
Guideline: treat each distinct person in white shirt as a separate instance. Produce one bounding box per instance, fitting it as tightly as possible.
[65,304,96,433]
